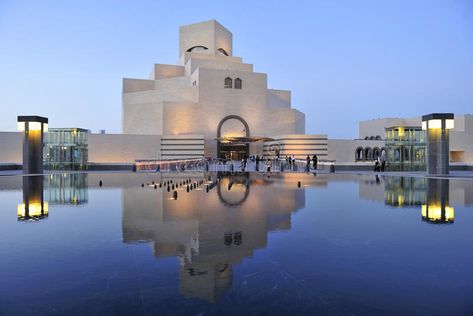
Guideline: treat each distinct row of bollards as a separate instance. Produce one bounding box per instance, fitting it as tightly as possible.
[138,176,219,200]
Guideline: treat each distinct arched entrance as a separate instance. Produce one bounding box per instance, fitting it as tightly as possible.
[217,115,250,160]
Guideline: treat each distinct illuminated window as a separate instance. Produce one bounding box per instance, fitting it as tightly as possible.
[428,119,442,129]
[224,77,232,88]
[234,78,242,89]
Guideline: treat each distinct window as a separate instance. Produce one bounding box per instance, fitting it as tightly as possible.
[224,77,232,88]
[234,78,242,89]
[217,48,229,56]
[187,46,208,53]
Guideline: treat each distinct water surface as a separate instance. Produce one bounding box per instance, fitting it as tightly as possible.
[0,172,472,315]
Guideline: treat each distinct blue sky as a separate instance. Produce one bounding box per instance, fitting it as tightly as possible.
[0,0,472,138]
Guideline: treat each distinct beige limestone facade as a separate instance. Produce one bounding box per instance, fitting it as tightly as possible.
[122,20,319,160]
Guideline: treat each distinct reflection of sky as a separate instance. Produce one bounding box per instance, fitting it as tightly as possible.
[0,173,472,315]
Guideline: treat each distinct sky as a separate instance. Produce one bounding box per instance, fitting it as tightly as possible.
[0,0,472,138]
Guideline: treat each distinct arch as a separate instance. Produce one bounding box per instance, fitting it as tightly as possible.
[364,136,369,140]
[217,115,250,159]
[375,135,382,140]
[186,45,208,53]
[217,173,251,207]
[355,147,364,161]
[369,136,375,140]
[373,147,380,160]
[365,147,372,160]
[217,48,229,56]
[224,77,232,88]
[234,78,242,89]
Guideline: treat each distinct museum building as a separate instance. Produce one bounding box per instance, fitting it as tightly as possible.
[122,20,327,160]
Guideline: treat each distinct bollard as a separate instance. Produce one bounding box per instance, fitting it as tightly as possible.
[167,186,170,192]
[186,185,189,192]
[297,181,301,188]
[172,184,175,190]
[154,184,157,189]
[330,164,335,173]
[141,183,144,188]
[99,180,103,187]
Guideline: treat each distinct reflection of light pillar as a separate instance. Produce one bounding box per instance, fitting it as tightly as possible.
[17,176,48,221]
[421,113,454,175]
[17,116,48,174]
[421,178,453,224]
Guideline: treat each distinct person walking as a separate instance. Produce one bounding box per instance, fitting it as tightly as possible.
[306,155,311,172]
[312,154,318,170]
[380,150,386,172]
[266,159,272,173]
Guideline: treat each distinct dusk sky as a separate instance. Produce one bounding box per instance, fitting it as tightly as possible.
[0,0,472,138]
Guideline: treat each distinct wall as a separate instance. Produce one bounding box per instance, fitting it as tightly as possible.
[88,134,161,163]
[0,132,22,163]
[327,139,385,164]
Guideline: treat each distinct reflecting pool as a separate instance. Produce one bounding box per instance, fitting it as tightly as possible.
[0,172,472,315]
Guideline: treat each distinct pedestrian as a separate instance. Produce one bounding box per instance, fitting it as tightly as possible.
[266,159,272,172]
[306,155,311,172]
[312,154,318,170]
[380,150,386,172]
[374,157,380,172]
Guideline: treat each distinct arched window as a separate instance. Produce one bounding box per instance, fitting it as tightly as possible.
[224,77,232,88]
[375,135,381,140]
[373,147,380,160]
[217,48,229,56]
[355,147,364,161]
[364,136,369,140]
[187,46,208,53]
[370,136,375,140]
[234,78,242,89]
[365,147,372,160]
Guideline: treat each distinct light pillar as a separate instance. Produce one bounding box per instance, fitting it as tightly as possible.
[17,116,48,174]
[421,113,454,175]
[421,179,453,224]
[17,175,48,221]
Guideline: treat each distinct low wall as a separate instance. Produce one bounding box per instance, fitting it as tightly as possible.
[88,134,161,163]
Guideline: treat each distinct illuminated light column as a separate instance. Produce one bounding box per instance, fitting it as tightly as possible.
[17,176,48,221]
[421,113,454,175]
[17,116,48,174]
[421,178,453,224]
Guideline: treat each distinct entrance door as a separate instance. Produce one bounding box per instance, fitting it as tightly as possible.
[219,144,248,160]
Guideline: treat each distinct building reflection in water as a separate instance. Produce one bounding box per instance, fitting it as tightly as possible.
[122,172,306,302]
[422,179,454,224]
[45,173,88,205]
[17,173,88,221]
[383,176,453,224]
[18,176,48,221]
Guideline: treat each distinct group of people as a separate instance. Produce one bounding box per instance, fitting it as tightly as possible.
[240,155,273,173]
